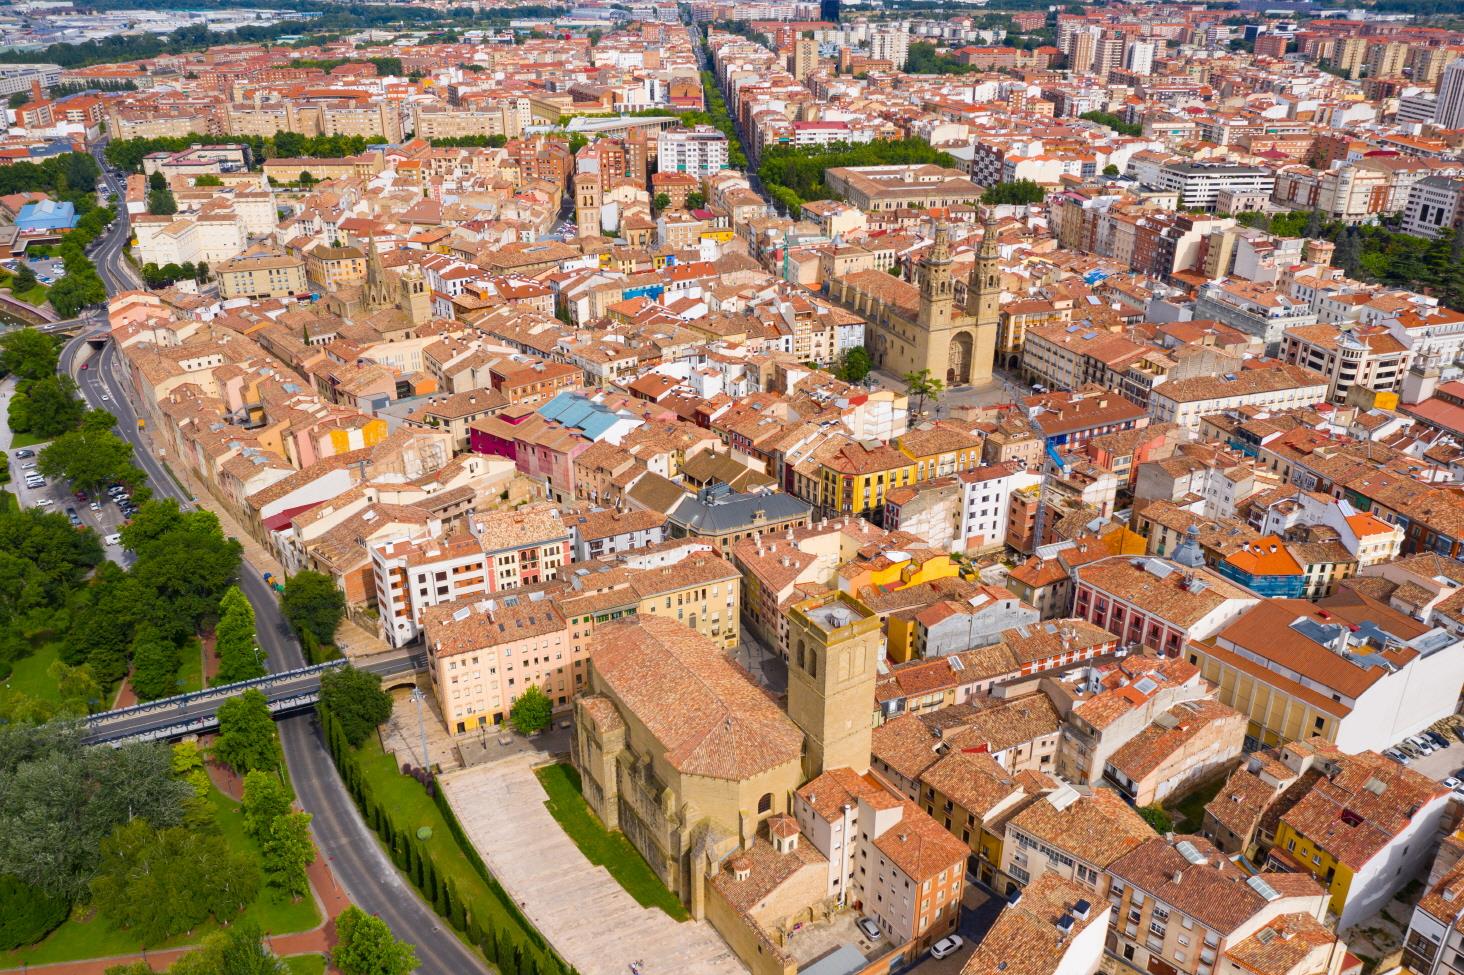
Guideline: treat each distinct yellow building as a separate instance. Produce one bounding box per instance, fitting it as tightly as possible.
[216,251,307,300]
[917,749,1039,891]
[896,422,984,480]
[815,440,916,516]
[559,549,743,651]
[305,244,367,293]
[573,616,806,917]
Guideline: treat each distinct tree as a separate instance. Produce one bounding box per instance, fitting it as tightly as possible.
[282,570,345,646]
[214,584,264,684]
[214,690,281,774]
[91,819,259,945]
[903,368,944,415]
[653,192,671,211]
[333,905,419,975]
[11,262,37,293]
[171,740,214,827]
[981,179,1047,206]
[838,346,872,383]
[148,187,176,216]
[299,171,316,187]
[0,725,190,899]
[195,173,222,187]
[0,328,57,381]
[125,625,180,703]
[263,811,314,898]
[1102,163,1119,177]
[38,428,142,494]
[1138,804,1172,834]
[148,171,167,192]
[319,666,394,747]
[686,190,706,209]
[509,684,553,736]
[241,769,292,839]
[0,873,69,951]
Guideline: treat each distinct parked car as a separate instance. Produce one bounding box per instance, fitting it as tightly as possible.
[1410,735,1436,754]
[1446,777,1461,790]
[104,532,122,546]
[88,501,102,511]
[857,917,881,941]
[1384,749,1410,765]
[1454,726,1464,745]
[1427,731,1450,749]
[13,448,33,458]
[33,498,52,508]
[930,936,964,960]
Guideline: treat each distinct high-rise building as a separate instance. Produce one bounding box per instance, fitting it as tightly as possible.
[1066,26,1099,75]
[1126,39,1155,75]
[656,125,729,177]
[868,28,909,70]
[1438,58,1464,130]
[792,36,819,80]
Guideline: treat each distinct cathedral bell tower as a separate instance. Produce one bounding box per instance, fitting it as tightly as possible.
[968,211,1001,330]
[917,222,954,331]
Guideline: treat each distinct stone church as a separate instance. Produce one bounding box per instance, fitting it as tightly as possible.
[828,215,1001,387]
[325,237,432,338]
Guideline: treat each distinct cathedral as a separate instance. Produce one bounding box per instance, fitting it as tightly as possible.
[827,215,1001,387]
[325,237,433,337]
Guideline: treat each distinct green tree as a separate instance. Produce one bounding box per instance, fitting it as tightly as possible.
[0,725,191,899]
[1102,163,1119,177]
[981,179,1046,206]
[148,187,177,215]
[686,190,706,209]
[838,346,872,383]
[299,171,316,187]
[48,659,102,712]
[128,625,182,701]
[11,262,37,293]
[0,873,69,951]
[214,690,281,774]
[509,684,553,735]
[38,428,142,494]
[91,818,259,945]
[148,171,167,192]
[214,584,263,684]
[195,173,222,187]
[282,570,345,646]
[241,768,292,839]
[653,192,671,211]
[263,811,314,898]
[170,739,214,827]
[10,374,84,437]
[319,666,393,747]
[333,905,419,975]
[1078,110,1142,136]
[903,368,944,415]
[1138,804,1172,833]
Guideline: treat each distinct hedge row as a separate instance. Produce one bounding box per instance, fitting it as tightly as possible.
[318,704,577,975]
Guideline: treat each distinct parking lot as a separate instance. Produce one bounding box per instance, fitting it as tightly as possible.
[3,253,66,286]
[1386,717,1464,786]
[8,445,133,567]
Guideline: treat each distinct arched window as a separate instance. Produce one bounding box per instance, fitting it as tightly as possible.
[758,792,773,814]
[796,640,807,672]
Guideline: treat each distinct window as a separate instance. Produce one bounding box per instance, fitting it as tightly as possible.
[758,793,773,814]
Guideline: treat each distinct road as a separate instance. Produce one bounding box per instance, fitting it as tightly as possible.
[61,163,490,974]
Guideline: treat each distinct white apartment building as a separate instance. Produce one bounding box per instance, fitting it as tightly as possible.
[1194,278,1318,354]
[1402,176,1464,240]
[657,125,729,178]
[869,28,910,70]
[1147,365,1329,432]
[1436,58,1464,130]
[958,462,1041,552]
[1282,322,1411,404]
[1153,162,1275,211]
[370,503,573,647]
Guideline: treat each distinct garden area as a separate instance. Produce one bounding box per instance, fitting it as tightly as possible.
[319,671,579,975]
[535,763,688,922]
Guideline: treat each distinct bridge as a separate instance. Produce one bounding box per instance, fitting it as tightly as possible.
[84,649,425,746]
[39,313,108,335]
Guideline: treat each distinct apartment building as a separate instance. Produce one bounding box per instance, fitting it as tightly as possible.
[371,502,573,646]
[1072,554,1260,657]
[1402,176,1464,240]
[793,767,968,951]
[1153,162,1275,211]
[657,125,729,177]
[422,592,578,733]
[1282,323,1411,404]
[1194,280,1318,354]
[1147,365,1329,433]
[1000,784,1154,898]
[216,251,308,300]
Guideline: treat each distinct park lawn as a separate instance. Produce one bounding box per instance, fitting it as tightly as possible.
[5,641,64,703]
[7,430,49,448]
[11,283,49,307]
[1,786,320,967]
[175,636,204,694]
[535,763,689,921]
[354,735,497,916]
[283,955,326,975]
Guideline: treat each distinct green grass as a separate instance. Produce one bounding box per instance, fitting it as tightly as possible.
[354,735,498,917]
[0,785,320,967]
[0,488,17,514]
[7,430,50,448]
[4,642,63,703]
[534,763,689,921]
[175,636,204,694]
[1166,775,1229,831]
[10,283,49,307]
[283,955,327,975]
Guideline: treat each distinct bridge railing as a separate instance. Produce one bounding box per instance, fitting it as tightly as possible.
[88,691,327,746]
[86,660,349,727]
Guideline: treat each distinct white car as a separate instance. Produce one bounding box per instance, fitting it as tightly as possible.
[33,498,53,507]
[1447,777,1462,790]
[104,532,122,546]
[101,394,109,402]
[930,935,964,960]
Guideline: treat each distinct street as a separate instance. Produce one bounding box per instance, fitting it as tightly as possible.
[61,162,491,974]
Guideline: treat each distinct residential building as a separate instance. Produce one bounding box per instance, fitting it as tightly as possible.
[657,125,729,177]
[1072,553,1260,657]
[963,874,1110,975]
[216,251,308,300]
[1000,784,1155,897]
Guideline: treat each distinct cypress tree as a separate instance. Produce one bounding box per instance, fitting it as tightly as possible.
[449,882,467,930]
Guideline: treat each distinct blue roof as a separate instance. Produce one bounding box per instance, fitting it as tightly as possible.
[16,199,77,231]
[537,391,623,441]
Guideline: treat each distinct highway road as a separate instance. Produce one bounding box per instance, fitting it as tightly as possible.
[61,156,490,973]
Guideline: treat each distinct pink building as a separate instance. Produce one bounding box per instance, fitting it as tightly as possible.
[421,594,579,734]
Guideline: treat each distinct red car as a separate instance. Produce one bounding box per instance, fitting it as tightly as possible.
[81,364,89,370]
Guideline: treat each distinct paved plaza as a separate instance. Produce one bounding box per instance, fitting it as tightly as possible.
[439,754,746,975]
